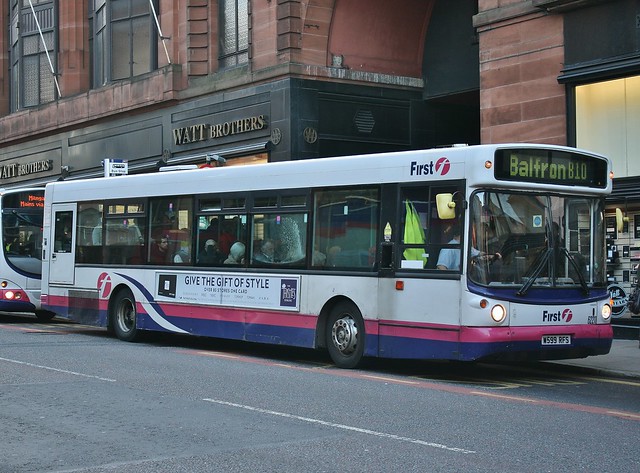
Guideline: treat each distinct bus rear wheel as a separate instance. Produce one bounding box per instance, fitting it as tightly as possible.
[111,289,139,342]
[326,301,365,369]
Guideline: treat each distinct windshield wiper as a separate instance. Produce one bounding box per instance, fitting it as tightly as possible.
[563,248,590,295]
[516,247,550,296]
[517,246,590,296]
[10,209,41,227]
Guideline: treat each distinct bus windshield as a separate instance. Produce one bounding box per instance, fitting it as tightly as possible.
[2,204,44,277]
[468,190,605,290]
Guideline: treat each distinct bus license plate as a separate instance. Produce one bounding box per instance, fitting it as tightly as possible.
[541,335,571,346]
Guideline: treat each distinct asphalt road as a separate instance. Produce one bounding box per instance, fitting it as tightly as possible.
[1,313,639,473]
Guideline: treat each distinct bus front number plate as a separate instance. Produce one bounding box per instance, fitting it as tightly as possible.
[541,335,571,346]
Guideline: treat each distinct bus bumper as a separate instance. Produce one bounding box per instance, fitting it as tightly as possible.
[457,324,613,361]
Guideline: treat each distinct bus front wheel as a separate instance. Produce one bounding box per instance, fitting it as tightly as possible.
[326,301,365,369]
[111,289,139,342]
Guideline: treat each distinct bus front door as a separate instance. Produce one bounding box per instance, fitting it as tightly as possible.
[49,204,76,285]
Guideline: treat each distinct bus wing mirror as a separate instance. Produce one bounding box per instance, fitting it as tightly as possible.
[436,193,456,220]
[616,208,628,233]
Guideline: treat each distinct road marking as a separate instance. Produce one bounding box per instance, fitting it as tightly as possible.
[0,356,116,382]
[605,410,640,421]
[195,351,241,360]
[362,374,419,385]
[203,398,475,454]
[567,375,640,387]
[470,391,540,403]
[189,350,640,423]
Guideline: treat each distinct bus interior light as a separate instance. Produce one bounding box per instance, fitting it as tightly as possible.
[490,304,506,323]
[601,303,612,320]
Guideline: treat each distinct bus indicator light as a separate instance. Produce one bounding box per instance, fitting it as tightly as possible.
[395,280,404,291]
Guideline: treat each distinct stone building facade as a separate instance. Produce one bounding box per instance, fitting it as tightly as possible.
[0,0,638,314]
[477,0,640,319]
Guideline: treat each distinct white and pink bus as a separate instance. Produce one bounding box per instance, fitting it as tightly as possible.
[0,187,54,320]
[40,144,613,367]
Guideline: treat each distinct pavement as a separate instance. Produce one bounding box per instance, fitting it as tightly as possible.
[549,338,640,379]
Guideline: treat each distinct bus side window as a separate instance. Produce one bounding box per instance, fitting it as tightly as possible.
[432,188,463,271]
[250,213,307,266]
[312,187,379,269]
[77,203,103,263]
[149,197,194,265]
[400,188,428,269]
[54,211,73,253]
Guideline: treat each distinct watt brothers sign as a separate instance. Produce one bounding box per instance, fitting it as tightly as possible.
[1,159,52,180]
[172,115,268,146]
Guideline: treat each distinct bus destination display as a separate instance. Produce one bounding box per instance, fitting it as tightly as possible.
[494,149,608,188]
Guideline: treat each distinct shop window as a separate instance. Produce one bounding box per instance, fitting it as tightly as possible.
[219,0,248,68]
[9,0,57,111]
[575,76,640,178]
[90,0,157,87]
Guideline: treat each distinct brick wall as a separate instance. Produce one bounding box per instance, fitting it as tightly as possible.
[476,1,568,145]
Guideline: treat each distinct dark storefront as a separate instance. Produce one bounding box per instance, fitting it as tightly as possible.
[560,0,640,319]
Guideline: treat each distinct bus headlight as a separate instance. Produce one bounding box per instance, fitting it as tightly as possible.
[601,303,612,321]
[490,304,506,323]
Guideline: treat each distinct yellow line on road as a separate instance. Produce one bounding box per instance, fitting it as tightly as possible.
[470,391,539,403]
[362,374,419,385]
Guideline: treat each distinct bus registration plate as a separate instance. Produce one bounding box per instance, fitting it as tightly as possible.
[541,335,571,346]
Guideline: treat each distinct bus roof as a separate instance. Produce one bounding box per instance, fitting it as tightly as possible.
[44,144,611,202]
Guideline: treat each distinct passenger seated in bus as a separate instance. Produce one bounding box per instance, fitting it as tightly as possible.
[218,220,236,256]
[174,241,191,264]
[324,245,342,267]
[254,239,275,263]
[312,244,326,266]
[224,241,245,265]
[198,239,223,265]
[150,236,170,263]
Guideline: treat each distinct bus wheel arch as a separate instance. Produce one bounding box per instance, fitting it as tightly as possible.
[108,285,140,342]
[318,297,366,369]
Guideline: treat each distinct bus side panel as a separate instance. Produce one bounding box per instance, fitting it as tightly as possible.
[378,322,461,360]
[376,276,463,359]
[67,268,319,349]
